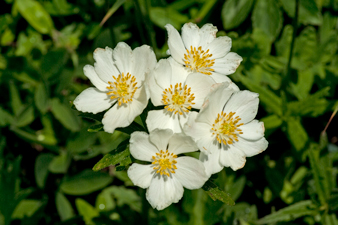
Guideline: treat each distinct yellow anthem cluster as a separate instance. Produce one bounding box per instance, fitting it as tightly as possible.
[184,46,215,75]
[212,111,244,145]
[106,72,138,106]
[162,83,195,115]
[152,150,178,177]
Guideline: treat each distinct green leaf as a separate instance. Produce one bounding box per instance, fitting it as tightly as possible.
[35,153,54,188]
[75,198,99,225]
[9,80,23,116]
[280,0,322,25]
[0,107,14,127]
[1,28,15,46]
[87,124,103,132]
[11,200,42,219]
[286,117,309,151]
[252,0,283,41]
[103,186,141,213]
[257,200,316,224]
[275,25,293,59]
[60,169,113,195]
[40,50,68,79]
[202,180,235,206]
[95,187,116,212]
[222,0,254,30]
[14,105,35,128]
[93,139,130,171]
[55,192,75,221]
[51,98,80,132]
[228,176,246,202]
[48,152,71,174]
[150,7,189,30]
[16,0,54,34]
[239,75,282,115]
[308,143,329,205]
[66,129,97,154]
[34,82,49,114]
[261,114,282,130]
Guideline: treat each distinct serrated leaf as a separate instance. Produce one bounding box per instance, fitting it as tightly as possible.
[202,180,235,206]
[257,200,316,224]
[60,170,113,195]
[16,0,54,34]
[92,140,130,171]
[221,0,254,30]
[51,98,80,132]
[252,0,283,41]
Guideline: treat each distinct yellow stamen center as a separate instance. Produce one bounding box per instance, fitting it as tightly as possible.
[184,46,215,75]
[162,83,195,115]
[211,111,244,145]
[106,72,138,106]
[152,150,178,177]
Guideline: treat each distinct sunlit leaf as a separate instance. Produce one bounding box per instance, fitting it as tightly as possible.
[202,180,235,206]
[16,0,54,34]
[75,198,99,225]
[11,200,42,219]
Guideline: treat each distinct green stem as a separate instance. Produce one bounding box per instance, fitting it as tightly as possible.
[284,0,300,79]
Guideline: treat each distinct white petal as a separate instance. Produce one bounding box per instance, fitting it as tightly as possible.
[147,70,164,106]
[102,88,146,133]
[198,23,218,49]
[175,157,209,189]
[149,129,173,151]
[181,23,200,48]
[212,52,242,75]
[239,120,265,140]
[83,65,107,91]
[168,133,197,155]
[146,110,183,133]
[168,57,190,85]
[207,36,232,59]
[200,151,223,176]
[130,131,158,162]
[165,24,186,65]
[131,45,157,82]
[73,87,112,114]
[234,136,268,157]
[128,164,154,188]
[185,73,215,109]
[196,83,235,125]
[146,175,184,210]
[93,47,119,83]
[223,90,259,124]
[113,42,133,73]
[219,145,246,171]
[153,59,172,90]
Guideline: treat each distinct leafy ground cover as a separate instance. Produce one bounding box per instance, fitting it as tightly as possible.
[0,0,338,224]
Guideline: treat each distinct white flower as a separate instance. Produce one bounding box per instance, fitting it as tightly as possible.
[165,23,242,83]
[73,43,156,133]
[146,58,238,133]
[127,129,209,210]
[184,82,268,175]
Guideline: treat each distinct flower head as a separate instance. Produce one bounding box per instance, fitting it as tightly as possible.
[184,82,268,175]
[146,58,237,133]
[165,23,242,82]
[127,129,209,210]
[73,43,156,133]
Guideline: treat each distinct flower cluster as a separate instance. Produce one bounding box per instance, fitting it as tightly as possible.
[74,23,268,210]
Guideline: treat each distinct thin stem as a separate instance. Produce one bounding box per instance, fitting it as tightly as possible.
[322,105,338,135]
[285,0,300,79]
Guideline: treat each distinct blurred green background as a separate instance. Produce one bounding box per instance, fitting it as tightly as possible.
[1,0,338,224]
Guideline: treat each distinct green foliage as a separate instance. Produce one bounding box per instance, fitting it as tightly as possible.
[1,0,338,224]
